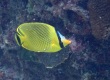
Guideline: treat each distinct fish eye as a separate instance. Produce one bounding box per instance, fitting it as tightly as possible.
[15,33,22,46]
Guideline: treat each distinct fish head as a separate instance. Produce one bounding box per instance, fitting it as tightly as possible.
[15,27,25,46]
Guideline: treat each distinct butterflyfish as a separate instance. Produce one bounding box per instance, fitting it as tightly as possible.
[15,22,71,52]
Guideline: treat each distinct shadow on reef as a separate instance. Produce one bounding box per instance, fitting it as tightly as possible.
[60,34,110,80]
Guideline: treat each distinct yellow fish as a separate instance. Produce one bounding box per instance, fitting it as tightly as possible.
[15,22,71,52]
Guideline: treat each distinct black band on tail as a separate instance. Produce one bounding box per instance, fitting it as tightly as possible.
[56,31,64,48]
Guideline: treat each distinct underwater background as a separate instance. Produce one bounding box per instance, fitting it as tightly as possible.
[0,0,110,80]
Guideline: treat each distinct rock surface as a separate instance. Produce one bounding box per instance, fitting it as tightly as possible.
[88,0,110,40]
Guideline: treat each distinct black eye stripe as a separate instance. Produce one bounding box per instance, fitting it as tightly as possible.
[17,32,20,35]
[17,28,24,36]
[15,34,22,46]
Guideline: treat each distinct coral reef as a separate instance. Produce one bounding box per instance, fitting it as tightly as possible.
[88,0,110,40]
[0,0,110,80]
